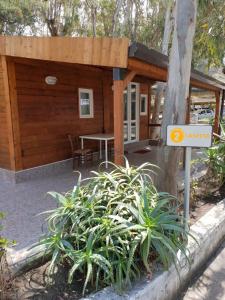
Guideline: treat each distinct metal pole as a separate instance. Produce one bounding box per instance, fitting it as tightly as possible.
[184,146,191,231]
[105,140,108,168]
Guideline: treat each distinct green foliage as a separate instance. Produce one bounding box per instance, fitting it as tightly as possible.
[0,0,38,35]
[0,0,224,70]
[205,139,225,179]
[193,0,225,69]
[39,161,190,295]
[39,0,81,36]
[0,212,15,259]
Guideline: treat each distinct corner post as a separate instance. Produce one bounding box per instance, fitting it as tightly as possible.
[113,68,124,166]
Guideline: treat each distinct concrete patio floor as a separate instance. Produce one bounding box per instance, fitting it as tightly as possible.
[0,147,206,250]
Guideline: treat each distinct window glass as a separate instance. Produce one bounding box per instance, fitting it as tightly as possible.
[79,89,93,118]
[131,121,137,140]
[140,94,147,115]
[124,123,128,142]
[141,98,145,112]
[124,90,128,121]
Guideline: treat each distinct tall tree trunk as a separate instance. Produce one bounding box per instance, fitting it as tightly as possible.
[111,0,123,37]
[150,0,174,139]
[133,0,140,42]
[45,0,62,36]
[91,6,97,37]
[86,0,97,37]
[158,0,197,196]
[125,0,133,41]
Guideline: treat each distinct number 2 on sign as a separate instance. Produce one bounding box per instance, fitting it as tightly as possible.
[170,128,185,143]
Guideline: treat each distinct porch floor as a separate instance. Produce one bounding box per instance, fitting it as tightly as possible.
[0,147,206,250]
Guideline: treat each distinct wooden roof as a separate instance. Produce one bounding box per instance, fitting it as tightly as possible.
[0,36,129,68]
[129,42,225,92]
[0,36,224,92]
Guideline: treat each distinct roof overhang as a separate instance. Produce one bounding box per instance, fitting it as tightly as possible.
[128,42,225,92]
[0,36,224,93]
[0,36,129,68]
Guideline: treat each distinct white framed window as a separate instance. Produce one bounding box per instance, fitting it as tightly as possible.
[79,88,94,118]
[140,94,148,116]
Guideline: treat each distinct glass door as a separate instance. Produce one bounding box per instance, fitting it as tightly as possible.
[123,83,139,143]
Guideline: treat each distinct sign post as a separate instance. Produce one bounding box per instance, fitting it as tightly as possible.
[184,147,191,231]
[166,125,212,230]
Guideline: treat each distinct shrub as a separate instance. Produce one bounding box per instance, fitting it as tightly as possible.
[39,161,189,295]
[205,141,225,180]
[0,212,14,259]
[0,212,16,298]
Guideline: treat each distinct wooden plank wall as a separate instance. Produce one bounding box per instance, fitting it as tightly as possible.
[0,57,12,169]
[15,59,106,169]
[103,74,113,133]
[9,58,151,170]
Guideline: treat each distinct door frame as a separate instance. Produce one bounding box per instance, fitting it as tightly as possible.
[123,82,140,144]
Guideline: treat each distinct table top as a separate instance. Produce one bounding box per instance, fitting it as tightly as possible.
[79,133,114,141]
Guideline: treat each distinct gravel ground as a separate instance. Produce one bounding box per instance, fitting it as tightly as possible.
[0,148,205,251]
[0,169,80,250]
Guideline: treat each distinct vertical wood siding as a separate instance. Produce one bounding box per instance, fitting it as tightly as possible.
[0,58,11,169]
[1,58,151,170]
[15,60,105,169]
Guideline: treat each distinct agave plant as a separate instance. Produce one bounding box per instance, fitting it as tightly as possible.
[39,160,191,295]
[0,212,16,259]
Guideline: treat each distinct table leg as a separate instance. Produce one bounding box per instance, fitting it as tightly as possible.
[105,140,108,168]
[81,138,84,164]
[100,140,102,159]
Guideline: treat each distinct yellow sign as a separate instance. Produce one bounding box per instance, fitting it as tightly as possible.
[167,125,212,147]
[170,128,185,143]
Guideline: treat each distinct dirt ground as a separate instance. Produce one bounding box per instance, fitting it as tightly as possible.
[1,262,83,300]
[190,182,225,225]
[2,182,225,300]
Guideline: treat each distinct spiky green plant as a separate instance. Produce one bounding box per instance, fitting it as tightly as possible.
[0,212,16,259]
[205,141,225,179]
[39,160,191,295]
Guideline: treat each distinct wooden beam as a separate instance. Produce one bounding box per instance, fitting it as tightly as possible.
[7,59,23,170]
[133,75,155,85]
[0,36,129,68]
[122,70,136,90]
[214,91,221,134]
[190,78,220,92]
[1,56,16,170]
[113,68,140,166]
[113,79,124,165]
[128,58,167,82]
[128,58,221,93]
[102,72,113,133]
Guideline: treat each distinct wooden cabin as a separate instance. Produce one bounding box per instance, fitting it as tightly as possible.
[0,36,224,182]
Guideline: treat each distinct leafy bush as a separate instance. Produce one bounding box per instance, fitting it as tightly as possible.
[205,141,225,179]
[39,161,189,295]
[0,212,16,299]
[0,212,15,259]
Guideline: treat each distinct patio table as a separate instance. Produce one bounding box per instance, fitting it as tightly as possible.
[79,133,114,168]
